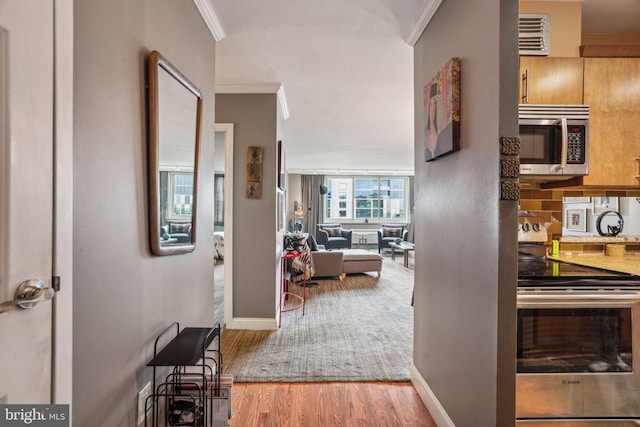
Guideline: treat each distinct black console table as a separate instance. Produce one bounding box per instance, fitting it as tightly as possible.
[145,322,226,426]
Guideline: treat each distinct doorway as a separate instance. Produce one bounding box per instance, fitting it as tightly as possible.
[214,124,234,328]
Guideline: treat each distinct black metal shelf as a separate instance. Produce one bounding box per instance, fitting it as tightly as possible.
[148,325,221,367]
[145,322,227,427]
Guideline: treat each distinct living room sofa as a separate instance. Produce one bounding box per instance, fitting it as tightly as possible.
[160,221,192,244]
[309,249,344,279]
[309,247,382,280]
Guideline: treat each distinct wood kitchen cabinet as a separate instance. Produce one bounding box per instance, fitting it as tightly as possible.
[519,56,584,104]
[582,58,640,186]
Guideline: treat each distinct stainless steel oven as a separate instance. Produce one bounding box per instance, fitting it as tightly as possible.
[516,260,640,426]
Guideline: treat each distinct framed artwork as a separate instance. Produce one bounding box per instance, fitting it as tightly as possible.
[593,196,618,214]
[245,181,262,199]
[563,196,590,203]
[565,208,587,232]
[424,57,461,162]
[277,189,285,231]
[246,146,263,199]
[277,140,285,190]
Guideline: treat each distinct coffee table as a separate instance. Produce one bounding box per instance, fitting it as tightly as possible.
[389,242,415,268]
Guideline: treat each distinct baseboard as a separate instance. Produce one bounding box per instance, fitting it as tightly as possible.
[411,363,456,427]
[226,317,278,330]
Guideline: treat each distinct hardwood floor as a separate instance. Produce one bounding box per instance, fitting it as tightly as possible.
[228,382,437,427]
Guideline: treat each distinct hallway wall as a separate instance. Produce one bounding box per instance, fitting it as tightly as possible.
[73,1,216,424]
[216,94,280,321]
[412,0,519,425]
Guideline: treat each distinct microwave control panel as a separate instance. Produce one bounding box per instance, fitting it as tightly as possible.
[566,126,586,163]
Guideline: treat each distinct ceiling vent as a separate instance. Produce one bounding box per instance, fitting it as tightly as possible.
[519,14,550,56]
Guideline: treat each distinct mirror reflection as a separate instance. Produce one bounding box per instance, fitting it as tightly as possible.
[148,50,202,255]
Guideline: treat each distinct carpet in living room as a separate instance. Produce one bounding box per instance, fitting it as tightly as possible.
[217,254,414,382]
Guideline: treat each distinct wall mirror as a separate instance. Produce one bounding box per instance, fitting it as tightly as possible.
[148,50,202,255]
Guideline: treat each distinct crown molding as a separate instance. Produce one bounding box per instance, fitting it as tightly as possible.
[277,86,290,120]
[193,0,226,41]
[215,82,282,93]
[404,0,443,46]
[216,83,290,120]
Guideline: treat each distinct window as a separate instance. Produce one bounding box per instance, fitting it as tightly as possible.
[168,172,194,219]
[325,177,408,222]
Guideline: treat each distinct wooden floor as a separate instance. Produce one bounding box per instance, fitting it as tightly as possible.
[228,382,437,427]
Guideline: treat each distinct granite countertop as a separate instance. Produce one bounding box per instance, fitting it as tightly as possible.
[559,236,640,243]
[548,253,640,275]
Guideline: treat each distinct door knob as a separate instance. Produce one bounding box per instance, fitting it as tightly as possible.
[0,279,54,314]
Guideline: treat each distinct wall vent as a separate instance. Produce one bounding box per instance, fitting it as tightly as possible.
[519,14,550,56]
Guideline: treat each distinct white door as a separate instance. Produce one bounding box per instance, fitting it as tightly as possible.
[0,0,55,403]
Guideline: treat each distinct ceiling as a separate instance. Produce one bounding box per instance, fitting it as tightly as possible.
[209,0,640,176]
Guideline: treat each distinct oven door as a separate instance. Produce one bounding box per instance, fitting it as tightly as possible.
[516,291,640,420]
[516,420,640,426]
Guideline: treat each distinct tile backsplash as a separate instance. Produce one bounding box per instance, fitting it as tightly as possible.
[520,186,640,253]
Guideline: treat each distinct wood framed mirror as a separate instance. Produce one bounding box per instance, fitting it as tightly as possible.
[148,50,202,255]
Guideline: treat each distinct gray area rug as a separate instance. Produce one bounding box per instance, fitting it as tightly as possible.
[215,254,414,382]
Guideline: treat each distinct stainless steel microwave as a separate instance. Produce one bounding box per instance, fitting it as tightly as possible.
[519,104,589,179]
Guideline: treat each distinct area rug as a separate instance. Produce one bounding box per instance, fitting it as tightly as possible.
[218,254,414,382]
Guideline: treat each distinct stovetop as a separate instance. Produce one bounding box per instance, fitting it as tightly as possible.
[518,255,640,287]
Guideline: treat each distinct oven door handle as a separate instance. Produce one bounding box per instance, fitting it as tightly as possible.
[518,291,640,306]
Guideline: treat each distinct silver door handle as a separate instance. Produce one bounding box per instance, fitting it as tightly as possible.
[559,117,568,169]
[0,279,54,314]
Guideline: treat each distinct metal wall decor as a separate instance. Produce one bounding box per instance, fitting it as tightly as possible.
[246,146,263,199]
[500,136,520,156]
[499,136,520,201]
[501,158,520,179]
[500,181,520,201]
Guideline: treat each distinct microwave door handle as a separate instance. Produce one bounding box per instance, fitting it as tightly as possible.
[559,117,568,169]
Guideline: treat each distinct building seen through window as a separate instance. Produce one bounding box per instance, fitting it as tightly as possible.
[325,177,407,222]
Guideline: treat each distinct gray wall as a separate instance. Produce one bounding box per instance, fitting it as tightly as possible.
[412,0,518,426]
[73,1,216,425]
[216,94,279,319]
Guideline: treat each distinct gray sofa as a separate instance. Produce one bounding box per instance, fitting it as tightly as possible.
[309,249,344,279]
[160,221,192,244]
[310,247,382,280]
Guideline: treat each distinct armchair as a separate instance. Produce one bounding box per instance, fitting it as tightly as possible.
[316,223,352,250]
[377,224,408,253]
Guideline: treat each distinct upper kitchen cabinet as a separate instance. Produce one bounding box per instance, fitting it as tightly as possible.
[582,58,640,186]
[519,57,584,104]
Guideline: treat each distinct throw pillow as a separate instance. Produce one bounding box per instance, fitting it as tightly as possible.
[326,227,343,237]
[382,227,403,238]
[308,234,319,251]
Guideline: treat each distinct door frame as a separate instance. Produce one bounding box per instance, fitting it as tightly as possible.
[214,123,234,328]
[53,0,74,407]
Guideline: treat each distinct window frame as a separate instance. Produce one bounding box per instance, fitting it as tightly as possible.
[323,176,409,224]
[167,171,194,221]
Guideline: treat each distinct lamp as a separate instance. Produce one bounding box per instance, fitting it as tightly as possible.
[319,184,328,195]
